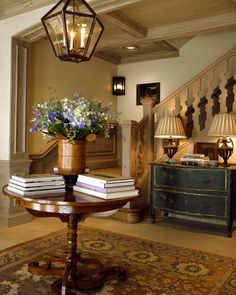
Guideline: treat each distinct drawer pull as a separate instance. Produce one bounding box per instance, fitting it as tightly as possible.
[203,178,214,184]
[203,204,211,209]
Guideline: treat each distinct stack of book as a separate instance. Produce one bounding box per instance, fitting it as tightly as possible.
[180,154,210,166]
[7,174,66,196]
[73,173,139,199]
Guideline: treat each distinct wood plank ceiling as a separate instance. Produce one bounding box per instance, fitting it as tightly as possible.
[0,0,236,64]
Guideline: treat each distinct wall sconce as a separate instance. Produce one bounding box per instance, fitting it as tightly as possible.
[155,116,186,162]
[41,0,104,63]
[208,113,236,166]
[112,77,126,96]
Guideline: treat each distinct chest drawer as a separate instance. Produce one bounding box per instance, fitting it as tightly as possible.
[153,189,226,218]
[153,165,228,192]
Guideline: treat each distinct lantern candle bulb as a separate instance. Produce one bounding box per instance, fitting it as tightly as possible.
[80,24,86,48]
[69,30,75,50]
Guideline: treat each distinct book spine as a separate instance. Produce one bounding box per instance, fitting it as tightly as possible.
[77,174,134,184]
[76,181,136,193]
[76,182,107,192]
[7,186,24,196]
[9,179,65,187]
[73,185,139,199]
[73,186,107,199]
[77,175,107,184]
[77,177,135,188]
[7,185,65,196]
[180,157,209,162]
[76,178,106,188]
[183,154,205,158]
[8,183,65,192]
[11,175,64,183]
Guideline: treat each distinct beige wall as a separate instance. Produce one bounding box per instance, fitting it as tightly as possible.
[118,29,236,121]
[28,38,118,154]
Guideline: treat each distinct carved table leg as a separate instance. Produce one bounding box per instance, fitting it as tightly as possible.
[29,213,128,294]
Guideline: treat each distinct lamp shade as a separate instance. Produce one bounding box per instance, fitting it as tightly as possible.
[208,113,236,137]
[41,0,104,63]
[155,116,186,139]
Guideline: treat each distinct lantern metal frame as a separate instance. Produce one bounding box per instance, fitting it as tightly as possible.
[41,0,104,63]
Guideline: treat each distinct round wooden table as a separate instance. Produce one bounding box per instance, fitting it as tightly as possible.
[2,186,137,295]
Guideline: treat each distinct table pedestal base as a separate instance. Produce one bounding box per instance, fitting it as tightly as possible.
[28,213,127,294]
[28,254,127,295]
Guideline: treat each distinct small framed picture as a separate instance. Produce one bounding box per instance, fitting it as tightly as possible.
[136,82,160,105]
[194,142,218,160]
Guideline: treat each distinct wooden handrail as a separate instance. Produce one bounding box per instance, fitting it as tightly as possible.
[30,141,57,160]
[153,46,236,113]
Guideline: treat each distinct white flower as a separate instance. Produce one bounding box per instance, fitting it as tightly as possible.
[74,106,81,116]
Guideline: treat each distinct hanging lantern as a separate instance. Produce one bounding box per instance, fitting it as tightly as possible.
[41,0,104,63]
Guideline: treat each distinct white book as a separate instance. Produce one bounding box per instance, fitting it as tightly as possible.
[183,154,205,159]
[8,183,65,192]
[73,185,139,199]
[7,185,65,196]
[76,179,135,188]
[77,174,135,188]
[9,179,65,188]
[11,174,64,183]
[76,181,136,193]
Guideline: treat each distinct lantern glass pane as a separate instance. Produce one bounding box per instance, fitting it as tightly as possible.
[86,20,103,58]
[44,15,67,56]
[65,13,93,56]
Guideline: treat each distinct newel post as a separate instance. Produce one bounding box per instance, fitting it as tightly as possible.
[141,97,156,165]
[119,120,138,178]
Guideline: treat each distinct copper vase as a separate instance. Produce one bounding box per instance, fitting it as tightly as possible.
[57,139,87,190]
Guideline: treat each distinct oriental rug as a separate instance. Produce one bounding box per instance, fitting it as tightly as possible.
[0,226,236,295]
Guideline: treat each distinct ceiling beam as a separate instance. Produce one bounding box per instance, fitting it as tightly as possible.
[94,51,121,64]
[154,41,178,52]
[20,23,43,38]
[0,0,143,21]
[120,50,179,64]
[97,12,236,50]
[148,12,236,39]
[102,11,147,38]
[0,0,56,20]
[88,0,143,14]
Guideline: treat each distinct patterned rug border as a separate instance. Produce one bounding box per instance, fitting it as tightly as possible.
[79,225,236,263]
[1,223,236,264]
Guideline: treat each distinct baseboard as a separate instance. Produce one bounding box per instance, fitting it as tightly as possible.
[0,211,32,228]
[112,206,145,223]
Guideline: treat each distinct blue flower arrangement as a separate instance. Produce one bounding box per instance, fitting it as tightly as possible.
[30,93,118,143]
